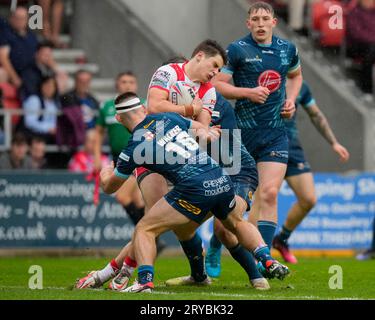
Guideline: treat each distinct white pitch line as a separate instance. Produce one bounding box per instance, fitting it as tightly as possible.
[0,286,368,300]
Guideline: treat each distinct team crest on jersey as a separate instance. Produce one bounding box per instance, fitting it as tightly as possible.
[258,70,282,93]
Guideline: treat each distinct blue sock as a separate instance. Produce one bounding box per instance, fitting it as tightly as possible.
[210,233,223,250]
[253,246,273,264]
[258,220,277,249]
[278,225,292,243]
[229,244,263,280]
[371,218,375,250]
[179,233,207,282]
[138,265,154,285]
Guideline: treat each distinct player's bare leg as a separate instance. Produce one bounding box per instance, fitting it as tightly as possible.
[166,217,212,286]
[256,162,287,249]
[76,173,167,290]
[273,173,317,263]
[127,197,192,292]
[107,173,169,290]
[218,196,289,280]
[213,215,270,290]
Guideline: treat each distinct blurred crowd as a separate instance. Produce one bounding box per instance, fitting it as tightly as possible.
[1,1,374,171]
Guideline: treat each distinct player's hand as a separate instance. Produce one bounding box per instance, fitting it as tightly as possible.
[208,126,222,142]
[247,86,270,104]
[332,143,350,163]
[100,161,114,186]
[281,99,296,119]
[191,97,203,118]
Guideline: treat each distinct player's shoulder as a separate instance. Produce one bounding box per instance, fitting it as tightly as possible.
[273,35,297,51]
[229,34,253,50]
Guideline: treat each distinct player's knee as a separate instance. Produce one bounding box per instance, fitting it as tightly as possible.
[299,195,317,211]
[259,186,279,205]
[216,228,237,247]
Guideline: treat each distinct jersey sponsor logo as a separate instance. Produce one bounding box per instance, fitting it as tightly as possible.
[258,70,282,93]
[177,199,202,215]
[262,50,274,54]
[238,41,248,46]
[150,70,171,88]
[119,152,130,162]
[246,56,262,63]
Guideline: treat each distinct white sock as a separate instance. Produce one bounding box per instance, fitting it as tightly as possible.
[97,262,118,283]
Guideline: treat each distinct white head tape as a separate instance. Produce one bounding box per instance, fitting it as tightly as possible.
[115,97,142,114]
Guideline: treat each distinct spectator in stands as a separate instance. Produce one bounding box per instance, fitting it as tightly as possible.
[22,41,69,98]
[22,76,60,143]
[60,70,99,130]
[0,132,33,169]
[0,67,21,128]
[0,7,39,98]
[346,0,375,93]
[30,135,48,169]
[95,71,144,169]
[68,129,109,173]
[37,0,66,48]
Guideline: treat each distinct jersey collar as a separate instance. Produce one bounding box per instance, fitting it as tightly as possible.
[248,33,274,48]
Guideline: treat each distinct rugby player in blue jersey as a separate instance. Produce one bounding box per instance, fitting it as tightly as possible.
[205,80,350,276]
[256,81,349,263]
[166,92,271,290]
[212,2,303,255]
[98,92,289,293]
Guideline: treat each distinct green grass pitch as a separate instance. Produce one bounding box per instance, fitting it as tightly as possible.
[0,255,374,300]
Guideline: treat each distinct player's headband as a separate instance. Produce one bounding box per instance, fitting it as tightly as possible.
[115,97,143,114]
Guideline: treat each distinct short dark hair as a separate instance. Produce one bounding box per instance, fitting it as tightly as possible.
[31,135,46,145]
[11,132,27,146]
[191,39,227,65]
[248,1,275,17]
[116,71,136,81]
[75,69,92,79]
[37,40,54,51]
[114,92,138,106]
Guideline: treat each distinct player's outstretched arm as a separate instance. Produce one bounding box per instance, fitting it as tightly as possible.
[305,104,350,163]
[100,161,127,194]
[212,72,269,104]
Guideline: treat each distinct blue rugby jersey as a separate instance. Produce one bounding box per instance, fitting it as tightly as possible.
[222,34,300,129]
[210,93,257,181]
[284,81,315,142]
[115,112,220,184]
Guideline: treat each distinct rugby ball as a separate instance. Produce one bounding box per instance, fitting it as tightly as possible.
[169,81,197,106]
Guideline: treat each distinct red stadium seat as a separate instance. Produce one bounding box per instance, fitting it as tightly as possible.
[311,0,330,31]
